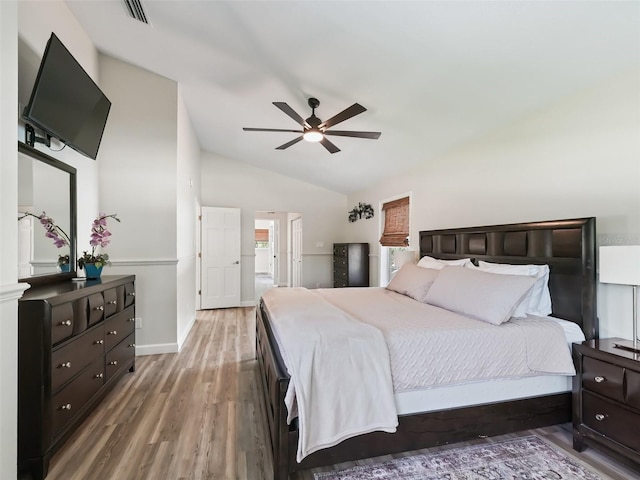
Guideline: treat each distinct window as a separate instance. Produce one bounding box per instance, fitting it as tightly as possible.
[379,196,410,284]
[255,228,269,248]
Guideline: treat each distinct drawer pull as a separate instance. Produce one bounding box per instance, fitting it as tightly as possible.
[94,339,104,345]
[95,306,104,311]
[59,320,72,326]
[127,292,136,297]
[94,373,104,379]
[594,376,605,383]
[108,300,117,305]
[60,403,72,411]
[595,413,605,421]
[128,343,136,348]
[108,360,118,366]
[58,361,71,369]
[108,330,117,336]
[127,318,135,322]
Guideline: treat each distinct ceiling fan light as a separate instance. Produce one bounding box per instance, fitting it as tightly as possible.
[303,130,323,143]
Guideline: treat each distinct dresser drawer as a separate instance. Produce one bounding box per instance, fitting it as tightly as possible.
[72,297,88,335]
[333,244,347,257]
[51,357,105,437]
[333,256,348,268]
[124,283,135,308]
[51,325,105,393]
[106,333,135,381]
[334,267,348,282]
[627,369,640,410]
[87,293,105,326]
[582,356,624,403]
[104,306,135,351]
[103,288,118,318]
[51,303,74,345]
[583,391,640,452]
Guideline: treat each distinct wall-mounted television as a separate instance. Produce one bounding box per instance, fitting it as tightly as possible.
[23,33,111,160]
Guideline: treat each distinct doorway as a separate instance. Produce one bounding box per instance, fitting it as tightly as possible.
[254,218,277,301]
[255,211,301,300]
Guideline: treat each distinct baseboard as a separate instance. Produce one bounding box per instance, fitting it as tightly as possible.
[135,343,179,356]
[241,300,258,307]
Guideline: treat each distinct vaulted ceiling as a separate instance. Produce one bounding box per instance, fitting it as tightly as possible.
[66,1,640,193]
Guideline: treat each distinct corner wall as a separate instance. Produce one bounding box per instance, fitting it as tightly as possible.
[98,54,181,354]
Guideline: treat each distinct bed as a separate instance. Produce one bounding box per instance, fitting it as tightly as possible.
[255,217,597,480]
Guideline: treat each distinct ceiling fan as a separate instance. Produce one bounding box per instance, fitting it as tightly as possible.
[243,97,381,154]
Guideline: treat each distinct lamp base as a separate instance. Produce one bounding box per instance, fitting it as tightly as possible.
[613,340,640,355]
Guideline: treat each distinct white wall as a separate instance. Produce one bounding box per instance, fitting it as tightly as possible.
[98,54,181,354]
[347,70,640,339]
[0,3,20,477]
[201,153,347,303]
[176,88,201,348]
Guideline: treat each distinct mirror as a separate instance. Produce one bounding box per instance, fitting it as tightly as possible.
[18,141,77,285]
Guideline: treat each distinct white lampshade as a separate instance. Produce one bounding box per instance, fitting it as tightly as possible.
[395,250,416,268]
[599,246,640,285]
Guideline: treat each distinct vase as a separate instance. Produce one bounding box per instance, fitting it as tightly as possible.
[59,264,70,273]
[84,263,103,279]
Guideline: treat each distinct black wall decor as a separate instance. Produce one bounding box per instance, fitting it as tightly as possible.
[348,203,374,223]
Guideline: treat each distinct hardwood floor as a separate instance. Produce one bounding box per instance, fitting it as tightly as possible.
[39,308,639,480]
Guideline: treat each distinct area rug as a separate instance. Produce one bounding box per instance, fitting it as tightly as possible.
[314,435,603,479]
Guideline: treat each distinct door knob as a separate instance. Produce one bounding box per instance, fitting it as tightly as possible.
[233,260,240,265]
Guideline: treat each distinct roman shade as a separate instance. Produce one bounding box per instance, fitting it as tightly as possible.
[255,229,269,242]
[379,197,410,246]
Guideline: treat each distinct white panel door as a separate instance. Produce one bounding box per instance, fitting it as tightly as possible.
[201,206,241,309]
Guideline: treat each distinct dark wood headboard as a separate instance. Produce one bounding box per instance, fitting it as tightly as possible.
[419,218,597,339]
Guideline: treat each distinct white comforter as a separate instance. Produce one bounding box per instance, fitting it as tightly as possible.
[315,287,576,392]
[262,288,398,462]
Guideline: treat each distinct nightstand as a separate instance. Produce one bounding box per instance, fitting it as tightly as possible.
[572,338,640,468]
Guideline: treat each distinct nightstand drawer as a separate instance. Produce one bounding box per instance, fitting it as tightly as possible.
[583,391,640,451]
[582,356,624,402]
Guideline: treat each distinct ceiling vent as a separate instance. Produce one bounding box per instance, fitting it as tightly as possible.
[123,0,150,25]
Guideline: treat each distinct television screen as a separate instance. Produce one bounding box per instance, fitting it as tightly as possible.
[23,33,111,160]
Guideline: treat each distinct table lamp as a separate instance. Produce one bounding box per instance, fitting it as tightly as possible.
[599,245,640,353]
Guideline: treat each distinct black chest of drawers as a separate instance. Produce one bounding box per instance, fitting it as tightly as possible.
[572,338,640,469]
[18,275,136,480]
[333,243,370,287]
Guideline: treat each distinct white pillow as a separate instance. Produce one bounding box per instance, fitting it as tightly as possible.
[386,264,439,302]
[417,255,471,270]
[424,266,536,325]
[477,261,552,317]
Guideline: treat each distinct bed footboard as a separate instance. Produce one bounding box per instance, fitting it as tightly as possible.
[256,300,291,480]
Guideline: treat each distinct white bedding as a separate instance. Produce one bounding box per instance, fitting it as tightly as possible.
[262,287,398,463]
[315,287,576,392]
[262,286,580,462]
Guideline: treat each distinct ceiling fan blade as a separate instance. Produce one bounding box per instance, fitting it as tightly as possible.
[275,136,304,150]
[319,103,366,129]
[324,130,381,139]
[273,102,309,128]
[319,137,340,154]
[243,127,303,133]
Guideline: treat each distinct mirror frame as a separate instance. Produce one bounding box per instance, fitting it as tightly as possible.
[18,141,77,286]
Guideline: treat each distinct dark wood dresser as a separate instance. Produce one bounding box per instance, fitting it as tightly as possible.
[18,275,136,480]
[333,243,369,287]
[573,337,640,468]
